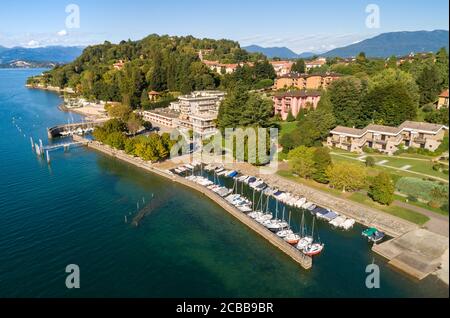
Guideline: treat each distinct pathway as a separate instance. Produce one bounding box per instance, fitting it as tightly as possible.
[393,200,449,237]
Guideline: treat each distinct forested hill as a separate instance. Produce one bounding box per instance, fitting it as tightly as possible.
[28,34,270,108]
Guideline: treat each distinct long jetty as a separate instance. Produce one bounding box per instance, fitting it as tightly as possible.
[73,135,313,270]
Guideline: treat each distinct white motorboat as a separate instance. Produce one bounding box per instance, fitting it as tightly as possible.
[341,218,356,230]
[276,229,293,238]
[330,216,346,228]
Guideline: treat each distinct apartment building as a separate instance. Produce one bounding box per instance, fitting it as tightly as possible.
[275,72,341,90]
[273,90,322,121]
[305,57,327,72]
[327,121,449,155]
[142,91,225,137]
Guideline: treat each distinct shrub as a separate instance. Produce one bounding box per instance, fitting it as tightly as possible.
[368,172,395,205]
[365,156,376,167]
[396,177,449,202]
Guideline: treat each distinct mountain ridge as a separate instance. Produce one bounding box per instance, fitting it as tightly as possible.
[243,30,449,59]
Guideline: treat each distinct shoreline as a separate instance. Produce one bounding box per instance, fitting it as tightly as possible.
[74,136,313,270]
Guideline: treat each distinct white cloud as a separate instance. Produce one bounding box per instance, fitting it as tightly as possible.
[26,40,40,48]
[238,32,378,54]
[57,29,68,37]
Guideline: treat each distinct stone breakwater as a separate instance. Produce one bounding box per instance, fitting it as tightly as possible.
[77,137,313,270]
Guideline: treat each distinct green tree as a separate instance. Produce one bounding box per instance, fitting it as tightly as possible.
[105,132,127,150]
[291,59,306,73]
[368,172,395,205]
[365,156,376,167]
[425,108,449,126]
[416,65,443,105]
[126,113,143,136]
[326,162,367,192]
[328,77,366,127]
[312,147,332,184]
[106,103,132,120]
[286,110,295,122]
[362,82,417,126]
[288,146,316,178]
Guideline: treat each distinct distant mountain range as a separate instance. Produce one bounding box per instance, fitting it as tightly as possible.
[323,30,449,58]
[0,46,84,68]
[242,45,316,59]
[243,30,449,59]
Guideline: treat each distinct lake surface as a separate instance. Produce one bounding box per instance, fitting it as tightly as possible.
[0,69,448,298]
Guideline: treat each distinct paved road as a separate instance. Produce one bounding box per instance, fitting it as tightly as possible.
[393,200,449,237]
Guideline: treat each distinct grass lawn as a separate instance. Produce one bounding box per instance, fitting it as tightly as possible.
[277,169,430,225]
[330,152,449,181]
[393,194,449,217]
[349,193,430,225]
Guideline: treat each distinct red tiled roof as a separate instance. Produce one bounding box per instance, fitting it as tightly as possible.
[440,89,449,98]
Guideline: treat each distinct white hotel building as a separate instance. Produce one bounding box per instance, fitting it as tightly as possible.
[141,91,225,137]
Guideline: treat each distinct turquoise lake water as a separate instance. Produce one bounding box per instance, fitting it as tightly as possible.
[0,69,448,298]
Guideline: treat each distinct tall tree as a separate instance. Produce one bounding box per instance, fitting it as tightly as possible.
[328,77,366,127]
[291,59,306,73]
[416,65,443,105]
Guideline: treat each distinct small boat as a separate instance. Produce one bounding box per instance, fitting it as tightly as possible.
[297,236,313,251]
[248,211,264,219]
[303,243,324,256]
[276,229,293,238]
[341,218,356,230]
[284,233,301,245]
[330,216,346,228]
[362,227,385,243]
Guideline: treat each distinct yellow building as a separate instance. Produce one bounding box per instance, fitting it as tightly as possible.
[275,72,341,90]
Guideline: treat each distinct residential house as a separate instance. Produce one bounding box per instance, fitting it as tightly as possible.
[269,61,294,77]
[305,58,327,72]
[437,89,449,109]
[113,60,125,70]
[327,121,449,155]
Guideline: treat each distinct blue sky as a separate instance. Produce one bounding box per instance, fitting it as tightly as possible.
[0,0,448,53]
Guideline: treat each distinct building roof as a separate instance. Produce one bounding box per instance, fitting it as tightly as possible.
[331,121,448,137]
[399,121,448,133]
[277,72,341,80]
[145,108,180,119]
[274,90,322,98]
[148,90,160,95]
[365,124,401,135]
[440,89,449,98]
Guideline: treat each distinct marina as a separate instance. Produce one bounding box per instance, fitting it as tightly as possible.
[1,69,448,297]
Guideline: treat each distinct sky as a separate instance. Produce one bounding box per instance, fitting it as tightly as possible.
[0,0,448,53]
